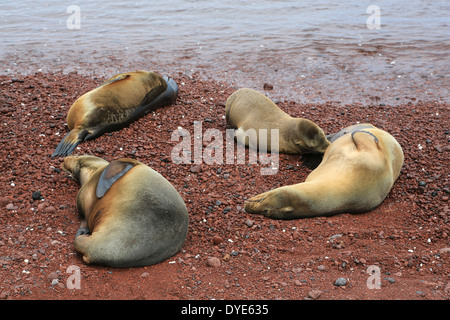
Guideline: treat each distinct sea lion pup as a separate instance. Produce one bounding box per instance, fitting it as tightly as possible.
[52,70,178,157]
[62,155,189,267]
[245,124,404,219]
[225,88,330,154]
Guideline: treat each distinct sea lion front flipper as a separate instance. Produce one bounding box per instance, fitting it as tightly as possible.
[127,76,179,121]
[96,160,136,198]
[97,74,130,88]
[51,129,90,157]
[351,130,379,149]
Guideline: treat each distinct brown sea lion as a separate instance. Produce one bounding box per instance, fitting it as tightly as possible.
[225,88,330,154]
[52,71,178,157]
[245,124,404,219]
[62,155,189,267]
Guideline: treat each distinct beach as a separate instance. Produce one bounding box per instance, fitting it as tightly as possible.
[0,71,448,300]
[0,0,449,301]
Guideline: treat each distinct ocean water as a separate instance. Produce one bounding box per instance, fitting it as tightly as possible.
[1,0,448,104]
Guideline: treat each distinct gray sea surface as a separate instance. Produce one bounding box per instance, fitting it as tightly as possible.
[1,0,448,104]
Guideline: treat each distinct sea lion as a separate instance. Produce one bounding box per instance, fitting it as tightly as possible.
[225,88,330,154]
[62,155,189,267]
[245,124,404,219]
[52,70,178,157]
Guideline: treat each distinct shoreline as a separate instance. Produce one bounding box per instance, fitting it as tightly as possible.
[2,60,448,107]
[0,71,448,300]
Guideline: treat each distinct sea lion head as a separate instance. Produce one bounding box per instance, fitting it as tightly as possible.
[294,119,330,153]
[62,155,109,186]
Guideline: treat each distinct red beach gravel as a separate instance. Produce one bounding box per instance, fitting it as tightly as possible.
[0,71,448,300]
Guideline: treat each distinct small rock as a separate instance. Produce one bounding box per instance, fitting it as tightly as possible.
[329,234,343,241]
[317,265,326,271]
[308,290,322,300]
[418,181,426,187]
[32,191,43,200]
[207,257,221,267]
[244,219,254,227]
[0,197,10,207]
[439,247,450,254]
[294,280,302,286]
[5,203,17,210]
[190,164,202,173]
[384,277,396,284]
[0,291,9,300]
[263,83,273,90]
[44,206,56,213]
[140,272,150,277]
[444,283,450,294]
[212,236,223,245]
[47,271,59,280]
[334,277,347,286]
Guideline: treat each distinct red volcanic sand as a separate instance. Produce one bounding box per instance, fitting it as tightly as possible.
[0,72,448,300]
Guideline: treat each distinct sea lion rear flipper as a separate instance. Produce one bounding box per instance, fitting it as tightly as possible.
[96,160,136,198]
[51,129,90,157]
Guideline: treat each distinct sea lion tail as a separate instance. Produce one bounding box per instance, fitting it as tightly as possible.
[51,129,89,157]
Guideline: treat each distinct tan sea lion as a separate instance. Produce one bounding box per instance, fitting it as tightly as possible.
[245,124,404,219]
[225,88,330,154]
[62,155,189,267]
[52,71,178,157]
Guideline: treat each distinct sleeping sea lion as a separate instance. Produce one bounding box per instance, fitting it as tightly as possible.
[62,155,189,267]
[225,88,330,154]
[52,70,178,157]
[244,124,404,219]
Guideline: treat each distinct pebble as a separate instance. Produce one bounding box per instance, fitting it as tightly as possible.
[44,206,56,213]
[206,257,221,267]
[334,277,347,286]
[438,247,450,254]
[0,197,9,207]
[212,236,223,245]
[32,191,43,200]
[244,219,254,227]
[190,164,202,173]
[308,290,322,300]
[263,83,273,90]
[384,277,396,284]
[5,203,17,210]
